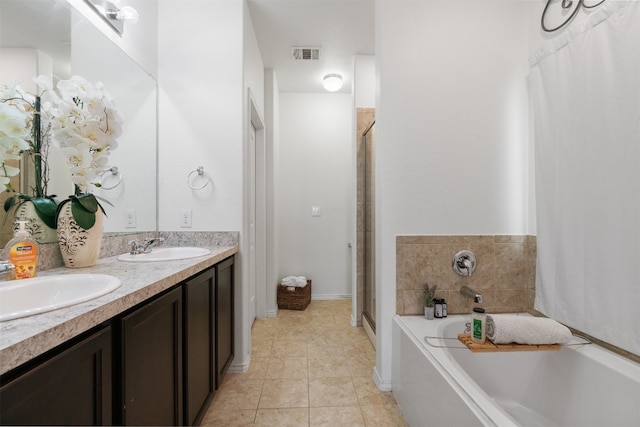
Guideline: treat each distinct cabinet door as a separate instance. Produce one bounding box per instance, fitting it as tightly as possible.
[184,268,214,425]
[121,287,182,426]
[215,256,234,388]
[0,326,112,426]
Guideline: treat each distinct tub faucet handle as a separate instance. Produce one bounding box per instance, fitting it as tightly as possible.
[452,250,477,276]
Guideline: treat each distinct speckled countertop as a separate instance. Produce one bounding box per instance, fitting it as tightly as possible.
[0,245,238,376]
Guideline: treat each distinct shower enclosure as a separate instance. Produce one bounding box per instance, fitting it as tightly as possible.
[361,120,375,331]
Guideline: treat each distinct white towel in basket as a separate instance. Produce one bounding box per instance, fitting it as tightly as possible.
[281,276,307,287]
[486,314,572,345]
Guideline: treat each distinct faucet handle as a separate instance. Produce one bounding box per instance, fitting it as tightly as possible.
[452,250,477,276]
[128,240,142,254]
[0,260,15,274]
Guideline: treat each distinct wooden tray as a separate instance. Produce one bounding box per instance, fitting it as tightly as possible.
[457,334,561,352]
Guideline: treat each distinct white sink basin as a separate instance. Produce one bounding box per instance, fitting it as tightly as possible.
[0,274,121,322]
[117,247,211,262]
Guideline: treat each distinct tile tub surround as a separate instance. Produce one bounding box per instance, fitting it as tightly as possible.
[396,235,536,315]
[0,245,238,375]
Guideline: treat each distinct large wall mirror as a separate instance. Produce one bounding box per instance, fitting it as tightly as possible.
[0,0,157,246]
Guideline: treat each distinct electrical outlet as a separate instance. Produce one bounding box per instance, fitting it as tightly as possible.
[124,210,137,228]
[311,205,322,217]
[180,209,192,228]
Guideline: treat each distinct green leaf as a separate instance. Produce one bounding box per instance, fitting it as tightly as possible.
[75,193,99,214]
[3,196,17,213]
[71,199,96,230]
[31,197,59,229]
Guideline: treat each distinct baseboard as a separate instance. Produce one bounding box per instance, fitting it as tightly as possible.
[310,294,352,300]
[373,366,392,391]
[229,356,249,374]
[266,306,278,318]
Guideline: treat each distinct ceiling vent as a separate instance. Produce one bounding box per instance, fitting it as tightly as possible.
[291,47,321,61]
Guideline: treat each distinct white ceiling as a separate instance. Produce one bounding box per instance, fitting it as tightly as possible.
[247,0,375,93]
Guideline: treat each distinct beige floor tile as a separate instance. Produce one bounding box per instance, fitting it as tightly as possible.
[309,377,359,407]
[275,327,310,341]
[309,406,365,426]
[259,379,309,408]
[243,357,269,380]
[307,341,344,358]
[203,300,408,426]
[210,379,264,411]
[254,408,309,426]
[361,403,409,427]
[346,354,376,378]
[200,408,256,426]
[251,340,273,358]
[265,357,308,379]
[308,355,352,378]
[353,377,398,406]
[271,340,308,357]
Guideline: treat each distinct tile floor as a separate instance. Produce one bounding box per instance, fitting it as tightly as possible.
[200,299,408,426]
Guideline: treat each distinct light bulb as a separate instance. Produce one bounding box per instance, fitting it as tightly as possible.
[322,74,343,92]
[118,6,139,23]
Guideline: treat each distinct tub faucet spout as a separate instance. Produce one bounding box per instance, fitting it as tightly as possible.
[460,285,483,304]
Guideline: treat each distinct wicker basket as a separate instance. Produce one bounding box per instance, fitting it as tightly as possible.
[277,280,311,310]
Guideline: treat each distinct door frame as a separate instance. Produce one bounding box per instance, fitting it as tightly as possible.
[247,89,267,320]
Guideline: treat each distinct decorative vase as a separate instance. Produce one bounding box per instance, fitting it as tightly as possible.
[424,306,435,320]
[56,200,103,268]
[13,201,58,244]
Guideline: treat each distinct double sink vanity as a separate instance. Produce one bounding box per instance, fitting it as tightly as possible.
[0,243,237,426]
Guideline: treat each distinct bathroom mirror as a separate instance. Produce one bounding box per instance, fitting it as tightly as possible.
[0,0,157,246]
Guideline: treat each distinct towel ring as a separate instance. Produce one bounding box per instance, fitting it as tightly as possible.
[187,166,210,190]
[99,166,122,190]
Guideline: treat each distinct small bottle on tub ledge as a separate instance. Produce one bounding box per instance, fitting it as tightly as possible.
[472,307,486,344]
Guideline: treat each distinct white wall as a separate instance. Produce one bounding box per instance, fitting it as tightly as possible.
[354,55,375,109]
[67,0,158,77]
[157,0,244,232]
[264,69,280,316]
[157,0,249,369]
[375,0,532,389]
[278,93,354,299]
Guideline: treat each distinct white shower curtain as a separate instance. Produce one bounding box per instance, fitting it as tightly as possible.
[529,1,640,356]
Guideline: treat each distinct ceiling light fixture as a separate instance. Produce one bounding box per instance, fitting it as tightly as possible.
[322,74,343,92]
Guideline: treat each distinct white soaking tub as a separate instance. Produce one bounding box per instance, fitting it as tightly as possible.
[392,314,640,427]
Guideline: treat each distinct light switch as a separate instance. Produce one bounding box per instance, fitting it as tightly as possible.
[180,209,192,227]
[124,210,136,228]
[311,205,321,217]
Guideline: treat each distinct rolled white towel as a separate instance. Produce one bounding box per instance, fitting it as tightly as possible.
[486,315,572,345]
[281,276,308,287]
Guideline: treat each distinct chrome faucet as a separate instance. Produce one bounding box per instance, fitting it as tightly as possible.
[460,285,483,304]
[0,260,15,279]
[129,237,165,255]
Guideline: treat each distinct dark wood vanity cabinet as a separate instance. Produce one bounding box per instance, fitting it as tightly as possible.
[184,267,215,425]
[0,255,234,427]
[0,326,112,425]
[215,256,234,389]
[119,286,183,426]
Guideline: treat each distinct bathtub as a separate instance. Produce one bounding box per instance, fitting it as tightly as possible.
[392,314,640,427]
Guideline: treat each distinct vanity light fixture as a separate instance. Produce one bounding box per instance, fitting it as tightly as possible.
[322,74,343,92]
[83,0,139,35]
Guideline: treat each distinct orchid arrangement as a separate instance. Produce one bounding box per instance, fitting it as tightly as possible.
[43,75,123,230]
[2,76,123,230]
[1,82,57,228]
[423,282,437,307]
